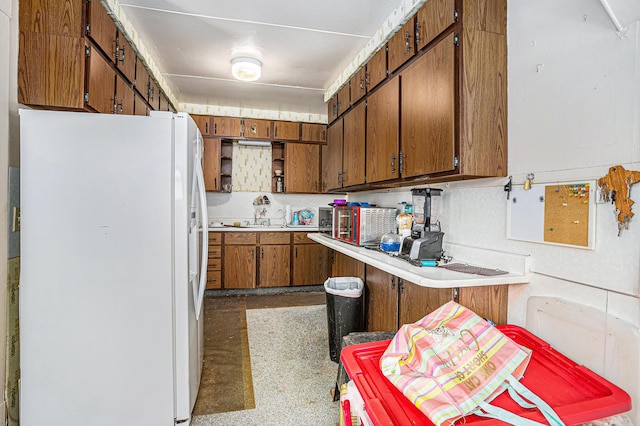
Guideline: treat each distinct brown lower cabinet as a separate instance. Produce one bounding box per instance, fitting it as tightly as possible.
[223,233,257,289]
[219,231,329,289]
[206,232,222,289]
[258,232,291,288]
[365,264,509,332]
[292,232,330,286]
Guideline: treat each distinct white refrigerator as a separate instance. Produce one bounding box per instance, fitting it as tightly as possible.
[19,109,209,425]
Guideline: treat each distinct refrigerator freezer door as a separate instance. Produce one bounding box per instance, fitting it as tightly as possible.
[20,110,176,425]
[172,112,205,422]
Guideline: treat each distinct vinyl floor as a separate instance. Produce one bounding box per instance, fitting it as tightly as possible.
[193,290,327,416]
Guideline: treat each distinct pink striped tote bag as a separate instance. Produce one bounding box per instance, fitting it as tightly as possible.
[380,301,564,426]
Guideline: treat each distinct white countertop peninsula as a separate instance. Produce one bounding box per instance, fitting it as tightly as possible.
[308,233,531,289]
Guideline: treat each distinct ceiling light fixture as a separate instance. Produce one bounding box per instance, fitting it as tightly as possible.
[231,57,262,82]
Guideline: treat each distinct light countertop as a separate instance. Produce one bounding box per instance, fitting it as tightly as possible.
[208,225,319,232]
[307,233,531,289]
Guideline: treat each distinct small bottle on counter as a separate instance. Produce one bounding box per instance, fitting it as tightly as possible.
[276,176,284,193]
[292,212,299,226]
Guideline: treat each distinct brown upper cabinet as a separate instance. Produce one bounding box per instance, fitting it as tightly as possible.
[350,67,367,104]
[416,0,456,50]
[387,17,416,73]
[86,0,117,63]
[114,74,135,115]
[285,143,322,193]
[243,118,272,139]
[337,83,351,117]
[400,32,456,178]
[301,123,326,143]
[213,117,243,138]
[342,102,366,187]
[365,75,400,183]
[18,0,174,114]
[328,95,339,124]
[191,115,212,136]
[324,119,343,192]
[116,32,136,84]
[366,47,387,92]
[273,121,300,141]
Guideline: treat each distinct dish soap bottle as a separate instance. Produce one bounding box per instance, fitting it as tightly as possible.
[292,212,299,226]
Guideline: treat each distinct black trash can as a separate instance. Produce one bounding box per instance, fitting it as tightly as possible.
[324,277,365,362]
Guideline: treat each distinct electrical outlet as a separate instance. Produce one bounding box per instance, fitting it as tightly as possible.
[12,207,20,232]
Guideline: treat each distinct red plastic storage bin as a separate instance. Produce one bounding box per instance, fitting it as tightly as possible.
[341,325,631,426]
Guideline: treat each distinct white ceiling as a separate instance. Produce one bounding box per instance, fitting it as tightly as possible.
[118,0,405,116]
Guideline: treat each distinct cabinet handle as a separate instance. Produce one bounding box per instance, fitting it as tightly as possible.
[359,76,364,93]
[205,122,209,134]
[365,71,370,90]
[295,247,298,258]
[213,123,217,134]
[391,276,396,290]
[391,153,396,174]
[275,127,278,138]
[399,151,404,175]
[405,30,411,53]
[119,46,126,65]
[415,22,421,46]
[261,247,264,259]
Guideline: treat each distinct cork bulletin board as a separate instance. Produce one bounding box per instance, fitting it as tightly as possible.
[508,181,595,249]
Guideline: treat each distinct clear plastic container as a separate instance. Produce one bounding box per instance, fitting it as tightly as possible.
[380,233,401,252]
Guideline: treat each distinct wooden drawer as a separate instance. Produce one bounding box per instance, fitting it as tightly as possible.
[207,258,222,270]
[208,232,222,244]
[206,270,222,289]
[208,246,222,258]
[293,232,315,244]
[224,232,257,244]
[259,232,291,245]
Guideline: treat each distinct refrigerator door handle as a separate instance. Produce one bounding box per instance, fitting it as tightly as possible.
[194,154,208,320]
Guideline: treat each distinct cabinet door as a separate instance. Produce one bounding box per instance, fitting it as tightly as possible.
[259,245,291,287]
[366,47,387,91]
[135,61,150,101]
[158,92,169,111]
[18,32,86,109]
[292,244,329,286]
[285,143,321,193]
[387,18,415,73]
[273,121,300,141]
[350,67,367,104]
[324,119,343,191]
[223,245,256,289]
[342,102,366,187]
[114,74,134,115]
[191,115,212,136]
[147,78,158,108]
[327,96,339,123]
[85,46,116,114]
[134,92,148,116]
[244,118,271,139]
[458,285,508,325]
[365,265,398,332]
[401,32,456,177]
[20,0,84,37]
[416,0,456,50]
[337,84,351,116]
[86,0,116,62]
[398,281,452,325]
[203,138,220,191]
[301,123,326,143]
[331,251,365,282]
[116,32,136,83]
[366,76,399,183]
[213,117,243,137]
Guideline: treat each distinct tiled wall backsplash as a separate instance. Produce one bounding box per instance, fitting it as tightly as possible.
[207,192,335,226]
